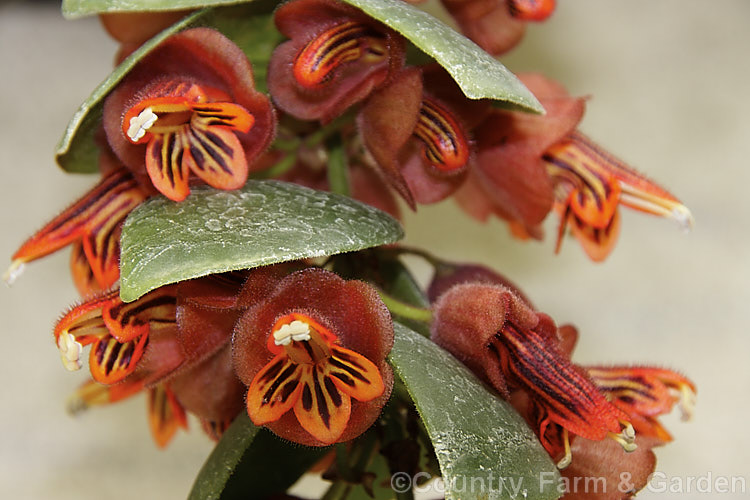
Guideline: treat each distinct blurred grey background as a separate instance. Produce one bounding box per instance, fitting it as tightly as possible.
[1,1,748,498]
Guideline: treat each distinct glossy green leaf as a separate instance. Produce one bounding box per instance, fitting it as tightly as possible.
[188,413,259,500]
[341,0,543,112]
[120,180,404,302]
[55,4,281,173]
[388,323,560,500]
[63,0,249,18]
[219,429,329,499]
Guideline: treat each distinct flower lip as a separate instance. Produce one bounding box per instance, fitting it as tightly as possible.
[233,268,394,446]
[268,0,406,122]
[413,97,471,174]
[292,20,388,90]
[246,310,386,444]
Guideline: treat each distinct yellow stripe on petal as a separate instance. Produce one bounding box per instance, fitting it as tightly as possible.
[148,385,188,448]
[183,124,248,191]
[102,286,177,343]
[191,102,254,133]
[293,365,351,445]
[145,131,191,201]
[327,345,384,402]
[89,331,149,385]
[246,353,303,426]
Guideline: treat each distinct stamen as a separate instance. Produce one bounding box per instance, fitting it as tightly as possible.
[556,428,572,469]
[608,422,638,452]
[3,260,25,285]
[273,320,312,346]
[678,384,697,421]
[127,107,158,143]
[619,182,694,232]
[621,421,636,442]
[57,332,83,371]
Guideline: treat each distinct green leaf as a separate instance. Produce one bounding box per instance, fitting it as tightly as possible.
[55,4,281,173]
[340,0,543,112]
[188,413,259,500]
[219,429,329,499]
[388,323,560,500]
[55,9,205,173]
[119,180,404,302]
[63,0,251,18]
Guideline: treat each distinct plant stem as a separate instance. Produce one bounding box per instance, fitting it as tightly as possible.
[253,153,297,179]
[380,246,448,270]
[305,113,353,147]
[321,480,351,500]
[326,134,350,196]
[379,290,433,323]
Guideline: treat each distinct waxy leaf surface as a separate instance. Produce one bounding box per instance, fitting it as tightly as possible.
[63,0,247,18]
[120,181,404,301]
[341,0,542,111]
[388,322,560,500]
[188,413,259,500]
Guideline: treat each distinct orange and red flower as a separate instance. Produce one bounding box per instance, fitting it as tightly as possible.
[358,66,487,207]
[429,277,695,496]
[431,282,637,468]
[544,131,693,261]
[103,27,275,201]
[268,0,406,122]
[6,166,148,295]
[456,73,691,260]
[54,271,250,447]
[232,268,394,446]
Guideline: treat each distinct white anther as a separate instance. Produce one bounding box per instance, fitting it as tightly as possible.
[57,332,82,371]
[127,107,158,142]
[679,385,697,421]
[671,205,694,233]
[273,320,311,346]
[3,260,25,286]
[610,427,638,453]
[621,422,636,442]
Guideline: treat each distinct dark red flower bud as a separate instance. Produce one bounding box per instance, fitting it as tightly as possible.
[268,0,405,122]
[441,0,526,56]
[358,65,486,207]
[431,283,637,468]
[426,261,532,306]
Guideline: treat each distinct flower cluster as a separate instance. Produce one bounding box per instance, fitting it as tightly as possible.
[7,0,698,498]
[265,0,691,260]
[56,266,393,447]
[430,263,694,492]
